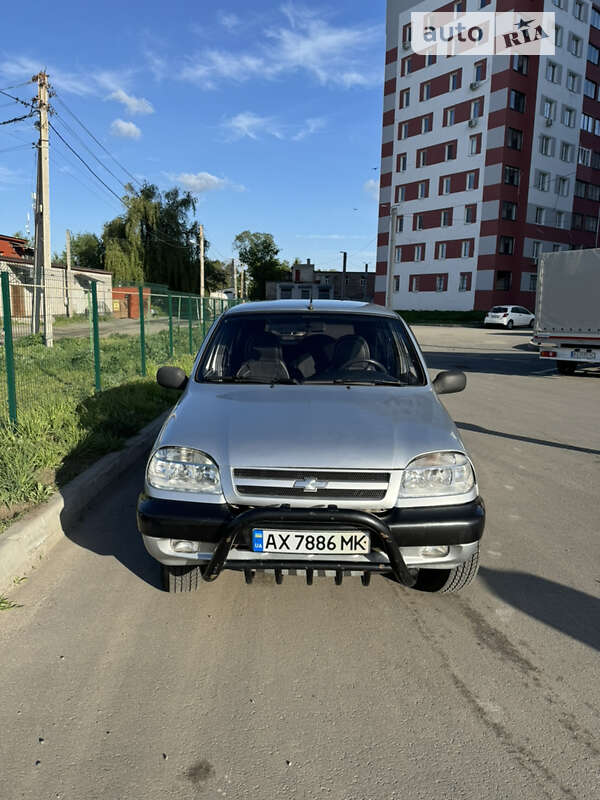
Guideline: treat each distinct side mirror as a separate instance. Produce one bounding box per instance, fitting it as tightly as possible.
[432,370,466,395]
[157,366,188,391]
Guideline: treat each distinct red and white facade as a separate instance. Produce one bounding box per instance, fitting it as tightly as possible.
[376,0,600,311]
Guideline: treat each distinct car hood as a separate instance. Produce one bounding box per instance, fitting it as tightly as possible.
[155,383,465,471]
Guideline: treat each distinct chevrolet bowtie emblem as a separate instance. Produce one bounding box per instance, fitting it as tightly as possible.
[294,477,328,492]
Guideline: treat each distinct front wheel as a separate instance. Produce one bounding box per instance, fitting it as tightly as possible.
[506,319,514,330]
[411,544,480,593]
[557,361,577,375]
[162,564,203,592]
[528,319,534,328]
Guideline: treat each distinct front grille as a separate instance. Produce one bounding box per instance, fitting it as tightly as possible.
[232,468,391,502]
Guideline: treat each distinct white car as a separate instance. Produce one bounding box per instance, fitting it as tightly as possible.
[484,305,535,329]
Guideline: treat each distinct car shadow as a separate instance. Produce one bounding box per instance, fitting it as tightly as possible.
[456,421,600,456]
[478,567,600,653]
[423,350,539,377]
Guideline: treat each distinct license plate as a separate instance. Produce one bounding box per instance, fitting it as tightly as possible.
[252,529,370,555]
[571,350,596,359]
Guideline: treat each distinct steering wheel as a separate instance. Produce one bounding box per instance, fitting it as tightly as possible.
[342,359,387,373]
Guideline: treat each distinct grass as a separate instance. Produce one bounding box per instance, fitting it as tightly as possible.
[0,595,19,610]
[53,312,113,327]
[396,310,486,326]
[0,328,198,529]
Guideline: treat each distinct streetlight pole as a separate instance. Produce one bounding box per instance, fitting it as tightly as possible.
[340,251,347,300]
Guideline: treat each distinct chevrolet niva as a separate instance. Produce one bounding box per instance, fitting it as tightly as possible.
[137,300,485,593]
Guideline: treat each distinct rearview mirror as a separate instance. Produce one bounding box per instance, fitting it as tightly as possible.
[432,370,466,395]
[157,366,188,391]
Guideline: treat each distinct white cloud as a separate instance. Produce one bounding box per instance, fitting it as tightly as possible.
[110,119,142,139]
[223,111,283,140]
[167,171,245,194]
[0,165,26,187]
[109,88,154,114]
[292,117,325,141]
[219,11,241,31]
[364,178,379,201]
[0,57,91,95]
[181,5,382,89]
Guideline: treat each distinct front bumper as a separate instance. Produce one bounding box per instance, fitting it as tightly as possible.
[137,496,485,586]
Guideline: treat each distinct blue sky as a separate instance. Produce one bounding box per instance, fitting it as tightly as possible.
[0,1,385,272]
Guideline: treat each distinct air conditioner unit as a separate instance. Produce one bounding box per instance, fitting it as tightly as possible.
[545,117,553,127]
[402,40,411,50]
[470,81,481,90]
[468,117,479,128]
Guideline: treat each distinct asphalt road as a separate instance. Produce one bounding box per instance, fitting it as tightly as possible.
[1,326,599,800]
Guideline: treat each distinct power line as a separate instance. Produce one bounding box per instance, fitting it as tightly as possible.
[52,93,142,187]
[50,146,123,214]
[0,110,35,126]
[48,120,124,203]
[0,80,34,92]
[0,143,33,155]
[0,88,35,108]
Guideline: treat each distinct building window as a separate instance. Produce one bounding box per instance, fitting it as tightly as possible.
[512,54,529,75]
[394,245,402,262]
[567,72,581,93]
[584,78,597,98]
[474,59,486,82]
[556,211,565,228]
[397,185,406,202]
[546,62,560,83]
[422,115,432,133]
[539,135,554,156]
[552,244,561,253]
[465,205,476,223]
[498,236,514,255]
[393,276,400,292]
[553,0,566,8]
[437,242,447,259]
[415,244,425,261]
[410,276,419,292]
[396,215,404,233]
[418,181,428,198]
[402,57,412,76]
[592,6,600,27]
[578,146,592,166]
[441,209,452,226]
[575,180,586,198]
[280,287,292,299]
[461,240,471,258]
[543,98,555,119]
[441,176,451,195]
[569,34,582,57]
[509,90,526,112]
[300,288,311,299]
[555,25,563,48]
[446,107,455,125]
[415,213,424,230]
[466,171,477,190]
[471,98,483,118]
[529,274,538,292]
[426,52,436,66]
[593,151,600,169]
[459,272,471,291]
[555,176,569,196]
[502,201,517,221]
[532,241,541,260]
[469,134,480,154]
[435,275,446,292]
[445,142,456,160]
[399,122,408,139]
[507,128,523,150]
[400,88,410,108]
[449,70,460,91]
[560,142,574,162]
[588,43,600,64]
[495,270,512,291]
[572,213,583,229]
[587,183,600,201]
[504,166,520,186]
[397,152,407,171]
[535,207,545,224]
[581,113,594,133]
[417,150,427,167]
[562,106,575,127]
[422,81,431,100]
[535,171,550,191]
[585,215,598,232]
[573,0,586,20]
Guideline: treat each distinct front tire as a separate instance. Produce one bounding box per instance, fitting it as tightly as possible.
[411,544,480,593]
[507,319,514,330]
[557,361,577,375]
[528,319,534,329]
[162,564,203,592]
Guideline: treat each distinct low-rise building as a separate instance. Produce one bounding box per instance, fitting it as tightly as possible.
[266,259,375,302]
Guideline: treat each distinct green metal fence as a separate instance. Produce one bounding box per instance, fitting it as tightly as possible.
[0,271,239,425]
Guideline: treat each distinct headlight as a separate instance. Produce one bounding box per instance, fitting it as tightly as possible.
[147,447,221,494]
[399,452,474,498]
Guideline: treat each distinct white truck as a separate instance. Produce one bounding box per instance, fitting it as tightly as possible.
[535,249,600,375]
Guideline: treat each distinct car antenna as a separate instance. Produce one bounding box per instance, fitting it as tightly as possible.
[307,287,314,311]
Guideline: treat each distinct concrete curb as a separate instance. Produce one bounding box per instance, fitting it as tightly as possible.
[0,411,169,594]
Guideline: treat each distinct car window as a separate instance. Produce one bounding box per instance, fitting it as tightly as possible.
[197,313,426,385]
[491,306,508,313]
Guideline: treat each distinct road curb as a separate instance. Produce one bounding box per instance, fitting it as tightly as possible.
[0,411,169,594]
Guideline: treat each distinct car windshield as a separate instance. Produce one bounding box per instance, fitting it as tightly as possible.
[197,312,426,385]
[491,306,508,313]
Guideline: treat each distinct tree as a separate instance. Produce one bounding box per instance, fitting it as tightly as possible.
[54,232,103,271]
[233,231,289,300]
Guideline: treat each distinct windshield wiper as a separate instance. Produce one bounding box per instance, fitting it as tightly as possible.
[202,376,299,384]
[330,378,407,386]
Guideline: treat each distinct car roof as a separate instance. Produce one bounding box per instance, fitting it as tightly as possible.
[224,299,397,317]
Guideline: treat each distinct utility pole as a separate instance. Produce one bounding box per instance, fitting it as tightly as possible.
[33,72,53,346]
[199,223,205,323]
[364,263,369,301]
[65,229,72,317]
[239,265,244,300]
[340,251,347,300]
[232,258,237,298]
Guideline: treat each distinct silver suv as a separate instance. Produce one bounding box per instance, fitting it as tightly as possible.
[137,300,485,593]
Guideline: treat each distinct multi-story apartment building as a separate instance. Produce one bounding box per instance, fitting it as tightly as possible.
[376,0,600,311]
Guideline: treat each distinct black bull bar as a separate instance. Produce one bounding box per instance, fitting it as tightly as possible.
[201,507,417,587]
